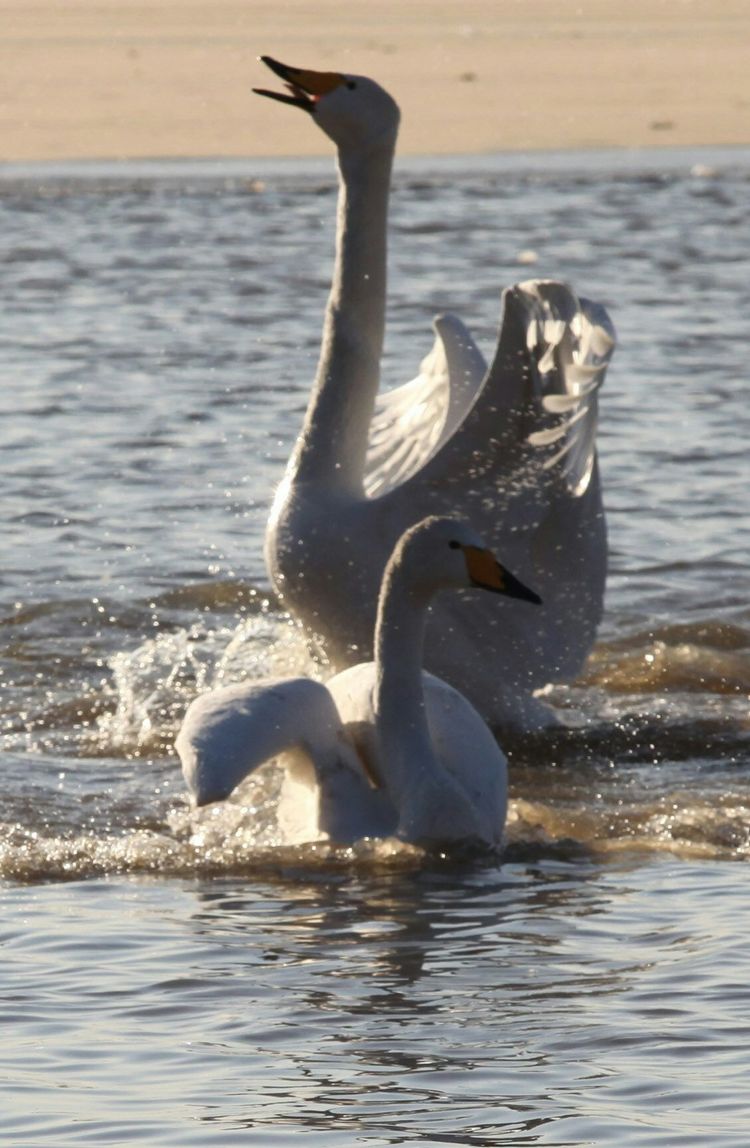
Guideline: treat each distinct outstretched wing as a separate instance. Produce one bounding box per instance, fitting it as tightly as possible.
[523,282,616,496]
[376,279,616,506]
[363,280,617,707]
[364,312,487,498]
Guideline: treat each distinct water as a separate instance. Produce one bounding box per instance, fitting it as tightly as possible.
[1,148,749,1144]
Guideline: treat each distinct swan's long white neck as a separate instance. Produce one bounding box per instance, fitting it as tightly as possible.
[291,139,394,495]
[373,559,435,795]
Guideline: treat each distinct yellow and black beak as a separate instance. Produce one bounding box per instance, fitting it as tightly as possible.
[463,546,542,605]
[253,56,347,114]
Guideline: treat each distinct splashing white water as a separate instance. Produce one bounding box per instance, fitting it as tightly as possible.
[96,610,320,756]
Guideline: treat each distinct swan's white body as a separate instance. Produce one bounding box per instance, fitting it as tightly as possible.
[178,517,540,849]
[256,60,616,732]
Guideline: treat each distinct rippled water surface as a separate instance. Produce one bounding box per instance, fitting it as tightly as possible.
[1,149,749,1144]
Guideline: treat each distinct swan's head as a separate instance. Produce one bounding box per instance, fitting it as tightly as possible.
[391,516,543,604]
[254,56,400,152]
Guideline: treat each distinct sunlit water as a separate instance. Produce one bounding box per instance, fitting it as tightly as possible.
[1,149,749,1144]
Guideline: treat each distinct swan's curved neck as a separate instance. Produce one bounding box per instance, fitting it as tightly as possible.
[292,140,394,495]
[374,562,435,792]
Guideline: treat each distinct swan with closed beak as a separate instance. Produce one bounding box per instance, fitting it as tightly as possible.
[177,516,541,850]
[254,58,615,732]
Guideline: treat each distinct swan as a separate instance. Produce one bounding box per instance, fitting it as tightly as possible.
[177,516,541,850]
[254,57,616,732]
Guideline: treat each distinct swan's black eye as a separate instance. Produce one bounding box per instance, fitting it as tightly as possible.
[346,80,357,90]
[448,540,461,550]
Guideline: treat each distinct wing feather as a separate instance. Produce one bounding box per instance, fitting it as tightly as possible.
[364,312,487,497]
[378,280,616,503]
[525,285,616,496]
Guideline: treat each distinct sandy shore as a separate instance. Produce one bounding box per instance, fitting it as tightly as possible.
[1,1,749,161]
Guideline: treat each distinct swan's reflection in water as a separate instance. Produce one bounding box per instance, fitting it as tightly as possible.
[3,852,746,1145]
[186,858,649,1144]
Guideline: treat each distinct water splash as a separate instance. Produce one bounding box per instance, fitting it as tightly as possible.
[95,608,318,757]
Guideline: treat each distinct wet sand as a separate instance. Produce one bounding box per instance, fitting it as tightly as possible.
[1,1,749,160]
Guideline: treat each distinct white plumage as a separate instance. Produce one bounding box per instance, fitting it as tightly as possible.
[177,517,541,850]
[255,59,616,731]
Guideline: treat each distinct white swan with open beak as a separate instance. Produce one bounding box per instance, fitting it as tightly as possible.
[254,58,616,732]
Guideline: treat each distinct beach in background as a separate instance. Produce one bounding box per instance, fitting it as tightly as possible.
[2,0,749,161]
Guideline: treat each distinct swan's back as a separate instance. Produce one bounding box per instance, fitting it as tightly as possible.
[327,662,507,847]
[421,671,508,842]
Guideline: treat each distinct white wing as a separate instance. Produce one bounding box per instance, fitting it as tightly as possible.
[523,281,616,496]
[370,280,617,705]
[368,280,615,506]
[364,312,487,497]
[176,678,337,806]
[176,677,397,842]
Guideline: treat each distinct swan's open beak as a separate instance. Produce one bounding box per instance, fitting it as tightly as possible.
[253,56,347,113]
[463,546,542,605]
